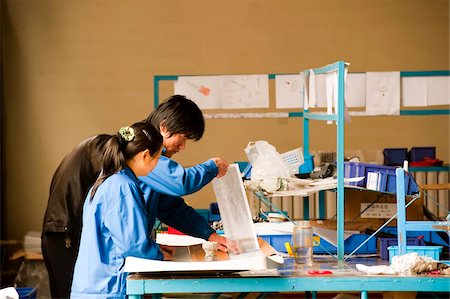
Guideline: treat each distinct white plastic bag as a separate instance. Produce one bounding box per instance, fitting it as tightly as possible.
[245,141,291,192]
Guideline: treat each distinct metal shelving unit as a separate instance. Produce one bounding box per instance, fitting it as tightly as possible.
[302,61,347,261]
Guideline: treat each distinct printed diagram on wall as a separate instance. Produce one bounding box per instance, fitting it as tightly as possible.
[174,76,222,109]
[174,75,269,109]
[366,72,400,115]
[345,73,366,108]
[222,75,269,109]
[275,74,303,109]
[427,76,450,106]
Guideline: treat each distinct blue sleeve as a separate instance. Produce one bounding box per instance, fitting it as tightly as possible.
[157,195,215,240]
[139,156,218,197]
[104,186,163,260]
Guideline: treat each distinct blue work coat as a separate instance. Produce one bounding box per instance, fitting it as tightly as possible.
[71,161,217,298]
[139,155,218,197]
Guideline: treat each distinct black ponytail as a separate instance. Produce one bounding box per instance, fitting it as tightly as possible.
[90,122,163,200]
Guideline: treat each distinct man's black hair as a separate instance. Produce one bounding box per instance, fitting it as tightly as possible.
[144,95,205,141]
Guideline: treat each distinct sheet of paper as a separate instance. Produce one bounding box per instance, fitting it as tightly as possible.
[221,75,269,109]
[401,77,427,107]
[300,71,309,110]
[308,69,317,108]
[156,233,205,246]
[366,72,400,115]
[427,76,450,106]
[345,73,366,108]
[212,164,260,254]
[275,74,303,109]
[325,71,337,124]
[174,76,222,109]
[314,74,327,108]
[123,251,279,273]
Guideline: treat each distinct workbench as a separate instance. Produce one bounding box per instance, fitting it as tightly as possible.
[126,257,450,298]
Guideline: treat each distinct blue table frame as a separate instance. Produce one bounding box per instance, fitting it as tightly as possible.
[126,259,450,298]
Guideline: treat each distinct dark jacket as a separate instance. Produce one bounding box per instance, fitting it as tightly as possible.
[42,135,110,239]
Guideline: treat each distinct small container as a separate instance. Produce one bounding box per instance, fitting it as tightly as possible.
[293,221,313,265]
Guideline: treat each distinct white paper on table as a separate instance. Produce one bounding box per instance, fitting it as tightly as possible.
[156,233,206,247]
[427,76,450,105]
[123,251,282,273]
[366,72,400,115]
[174,76,222,109]
[308,69,317,108]
[222,75,269,109]
[401,77,427,107]
[345,73,366,107]
[275,74,303,109]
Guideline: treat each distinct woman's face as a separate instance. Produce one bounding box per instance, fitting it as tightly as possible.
[134,147,162,177]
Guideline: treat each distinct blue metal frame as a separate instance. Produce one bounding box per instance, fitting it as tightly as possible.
[302,61,346,261]
[395,168,450,256]
[127,275,450,298]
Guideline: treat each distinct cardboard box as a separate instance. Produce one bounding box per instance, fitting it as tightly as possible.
[311,188,423,233]
[344,188,423,225]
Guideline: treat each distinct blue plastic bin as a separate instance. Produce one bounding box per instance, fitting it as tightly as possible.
[409,147,436,162]
[379,237,425,260]
[16,287,37,299]
[258,233,377,254]
[383,148,408,166]
[343,162,418,194]
[388,245,442,262]
[299,154,314,174]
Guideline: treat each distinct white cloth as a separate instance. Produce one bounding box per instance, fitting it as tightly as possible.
[356,252,435,275]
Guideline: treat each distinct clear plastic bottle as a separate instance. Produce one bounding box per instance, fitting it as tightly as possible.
[293,221,313,265]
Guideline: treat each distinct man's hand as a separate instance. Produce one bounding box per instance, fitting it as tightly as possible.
[211,157,228,178]
[159,244,175,260]
[208,232,239,254]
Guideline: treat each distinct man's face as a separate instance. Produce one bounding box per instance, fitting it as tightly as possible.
[160,125,187,158]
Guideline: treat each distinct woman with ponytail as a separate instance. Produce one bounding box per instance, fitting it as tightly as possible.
[70,122,167,298]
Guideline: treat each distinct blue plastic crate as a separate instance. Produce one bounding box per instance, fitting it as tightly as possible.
[409,147,436,162]
[313,233,377,254]
[379,237,425,260]
[16,287,37,299]
[258,233,377,254]
[383,148,408,166]
[388,245,442,262]
[380,227,450,247]
[344,162,418,194]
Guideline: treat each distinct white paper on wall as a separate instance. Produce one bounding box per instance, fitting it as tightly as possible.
[275,74,303,109]
[174,76,223,109]
[401,77,427,107]
[222,75,269,109]
[366,72,401,115]
[427,76,450,106]
[314,74,327,108]
[308,69,317,108]
[345,73,366,108]
[300,71,309,110]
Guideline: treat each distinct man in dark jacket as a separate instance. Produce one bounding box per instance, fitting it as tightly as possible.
[41,95,228,298]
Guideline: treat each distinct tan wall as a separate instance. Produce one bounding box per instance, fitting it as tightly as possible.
[2,0,449,239]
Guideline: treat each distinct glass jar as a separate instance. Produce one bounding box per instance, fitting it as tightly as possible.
[293,221,313,265]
